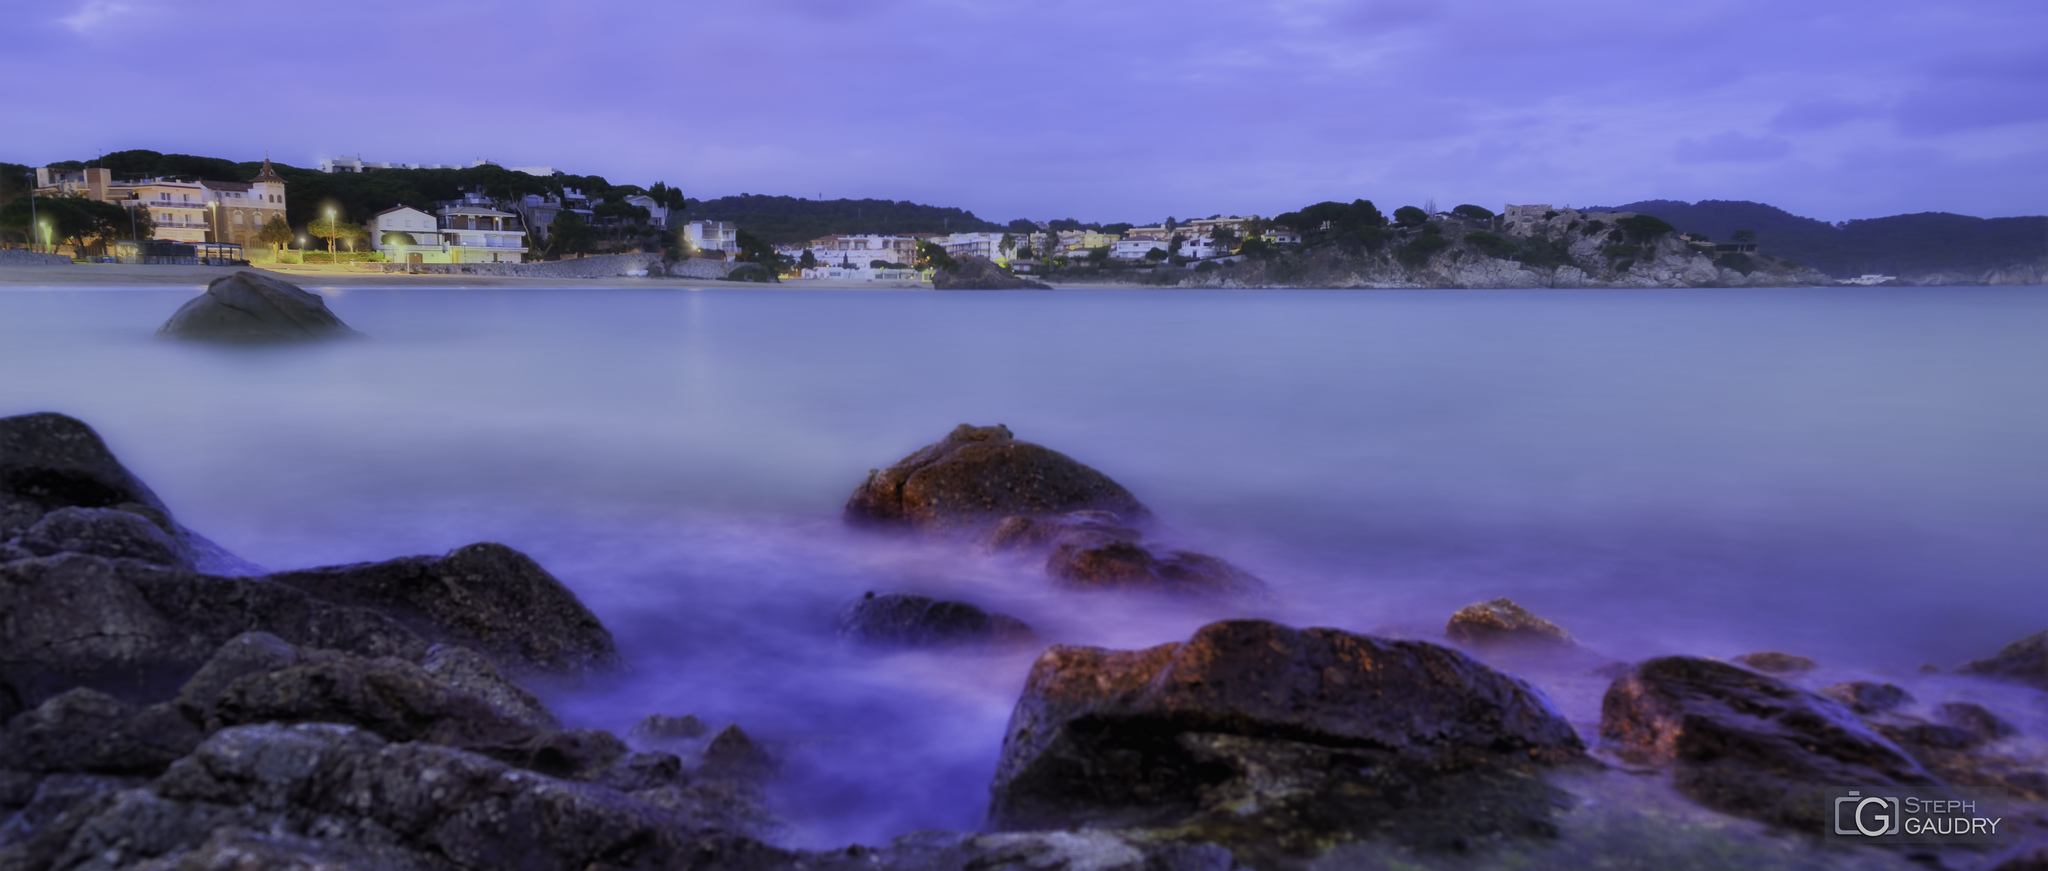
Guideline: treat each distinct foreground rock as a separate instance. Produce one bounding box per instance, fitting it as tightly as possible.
[156,270,364,343]
[1445,598,1575,649]
[845,424,1149,530]
[931,255,1051,290]
[265,542,621,676]
[835,591,1034,648]
[1599,656,1937,830]
[990,619,1586,857]
[0,412,255,575]
[1731,651,1817,674]
[1044,540,1261,594]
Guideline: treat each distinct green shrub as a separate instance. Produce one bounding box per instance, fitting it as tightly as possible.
[1515,238,1575,270]
[1583,220,1606,234]
[1602,244,1641,260]
[1451,204,1495,221]
[1398,233,1451,267]
[1617,214,1677,242]
[1463,231,1518,259]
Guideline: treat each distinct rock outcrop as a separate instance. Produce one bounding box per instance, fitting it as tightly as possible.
[1961,629,2048,690]
[0,412,256,575]
[156,271,364,343]
[834,592,1034,648]
[845,424,1149,530]
[1044,540,1261,594]
[1731,651,1817,674]
[989,620,1586,854]
[1599,656,1936,830]
[1444,598,1575,648]
[932,256,1051,290]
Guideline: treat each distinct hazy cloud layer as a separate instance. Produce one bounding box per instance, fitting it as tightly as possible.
[4,0,2042,222]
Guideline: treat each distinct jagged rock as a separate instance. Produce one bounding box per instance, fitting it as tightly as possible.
[1820,681,1912,714]
[700,724,776,783]
[1732,651,1817,674]
[0,553,430,708]
[989,620,1584,854]
[155,271,364,343]
[0,411,255,574]
[630,713,710,745]
[1936,702,2018,742]
[0,688,200,774]
[174,631,301,725]
[1599,656,1935,830]
[1444,598,1575,648]
[422,644,561,732]
[1045,540,1262,594]
[42,722,780,871]
[264,542,620,676]
[207,648,547,749]
[801,830,1238,871]
[932,255,1051,290]
[834,591,1034,647]
[1961,630,2048,690]
[845,424,1149,531]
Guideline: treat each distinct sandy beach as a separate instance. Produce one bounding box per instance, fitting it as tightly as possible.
[0,262,1151,291]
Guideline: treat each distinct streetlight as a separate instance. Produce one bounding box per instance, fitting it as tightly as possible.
[325,208,336,264]
[40,221,52,257]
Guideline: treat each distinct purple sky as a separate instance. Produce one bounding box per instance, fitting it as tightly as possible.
[7,0,2044,223]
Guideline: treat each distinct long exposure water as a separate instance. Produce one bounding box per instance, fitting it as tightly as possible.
[3,283,2045,849]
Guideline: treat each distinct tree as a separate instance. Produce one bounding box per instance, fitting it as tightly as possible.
[1452,204,1495,221]
[1087,245,1110,263]
[915,240,956,271]
[998,233,1016,259]
[1617,214,1678,243]
[1393,206,1429,227]
[550,212,594,258]
[734,228,785,269]
[1211,225,1239,253]
[0,195,137,255]
[798,249,817,269]
[306,214,359,259]
[1043,230,1061,261]
[1007,218,1038,233]
[256,215,293,258]
[647,181,687,211]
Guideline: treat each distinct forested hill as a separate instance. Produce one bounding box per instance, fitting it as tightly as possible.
[684,195,1003,244]
[1593,199,2048,278]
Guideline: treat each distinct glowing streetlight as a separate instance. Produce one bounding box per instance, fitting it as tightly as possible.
[40,221,52,256]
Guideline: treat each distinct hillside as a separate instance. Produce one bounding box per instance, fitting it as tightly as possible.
[1593,199,2047,278]
[684,194,1003,245]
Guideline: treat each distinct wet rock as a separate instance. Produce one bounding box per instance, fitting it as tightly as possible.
[1046,541,1262,594]
[264,542,620,676]
[932,255,1052,290]
[174,630,301,724]
[0,688,200,775]
[0,553,430,708]
[207,648,546,748]
[422,643,561,732]
[701,724,776,783]
[990,620,1584,854]
[1731,651,1817,674]
[804,830,1238,871]
[630,713,710,745]
[505,728,631,780]
[1936,702,2018,742]
[845,424,1150,531]
[0,412,256,575]
[1962,630,2048,690]
[835,591,1035,647]
[18,506,187,569]
[64,722,772,871]
[0,773,138,871]
[1599,656,1935,830]
[985,509,1142,553]
[1445,598,1575,648]
[1821,681,1913,714]
[156,270,364,343]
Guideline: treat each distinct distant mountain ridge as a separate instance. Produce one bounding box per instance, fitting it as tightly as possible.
[1587,199,2047,278]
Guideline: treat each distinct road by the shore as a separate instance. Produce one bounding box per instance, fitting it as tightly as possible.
[0,262,1146,291]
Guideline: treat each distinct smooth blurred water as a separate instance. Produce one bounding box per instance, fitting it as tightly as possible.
[3,283,2046,847]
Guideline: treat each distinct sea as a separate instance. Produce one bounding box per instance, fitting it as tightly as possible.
[2,283,2045,854]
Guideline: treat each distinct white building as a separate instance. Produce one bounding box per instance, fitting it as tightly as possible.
[624,194,670,229]
[1111,238,1167,260]
[684,221,739,255]
[437,205,527,263]
[802,234,919,266]
[366,206,445,263]
[935,232,1012,263]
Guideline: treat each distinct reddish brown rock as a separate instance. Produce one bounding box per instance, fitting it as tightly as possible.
[1962,630,2048,690]
[1731,651,1817,674]
[844,425,1149,531]
[1444,598,1574,648]
[1045,540,1261,594]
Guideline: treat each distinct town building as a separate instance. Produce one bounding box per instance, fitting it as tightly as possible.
[201,159,289,249]
[1111,238,1167,260]
[365,206,444,263]
[623,194,670,230]
[802,234,918,266]
[364,204,527,263]
[685,221,741,256]
[33,160,289,248]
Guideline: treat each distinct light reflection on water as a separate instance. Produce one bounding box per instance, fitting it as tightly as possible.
[2,284,2046,847]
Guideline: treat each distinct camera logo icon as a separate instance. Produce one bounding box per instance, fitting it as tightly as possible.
[1835,790,1901,837]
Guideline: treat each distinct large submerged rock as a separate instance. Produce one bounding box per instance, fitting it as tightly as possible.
[834,591,1034,648]
[989,620,1586,854]
[932,255,1051,290]
[156,270,363,343]
[845,424,1149,530]
[1599,656,1937,830]
[1961,630,2048,690]
[1445,597,1576,649]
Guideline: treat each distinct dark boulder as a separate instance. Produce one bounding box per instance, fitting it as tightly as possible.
[630,713,710,746]
[0,411,259,575]
[206,648,548,749]
[1599,656,1936,830]
[931,255,1051,290]
[1045,540,1262,594]
[984,510,1141,553]
[845,424,1149,531]
[264,542,620,676]
[0,688,201,775]
[989,620,1585,854]
[155,270,364,343]
[1936,702,2018,742]
[422,643,562,732]
[700,724,777,783]
[1444,598,1575,648]
[1961,630,2048,690]
[834,591,1034,647]
[1731,651,1817,674]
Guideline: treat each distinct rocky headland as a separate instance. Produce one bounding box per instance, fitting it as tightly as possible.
[5,413,2048,870]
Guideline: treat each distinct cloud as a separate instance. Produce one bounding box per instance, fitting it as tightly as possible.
[56,1,132,32]
[1675,133,1794,164]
